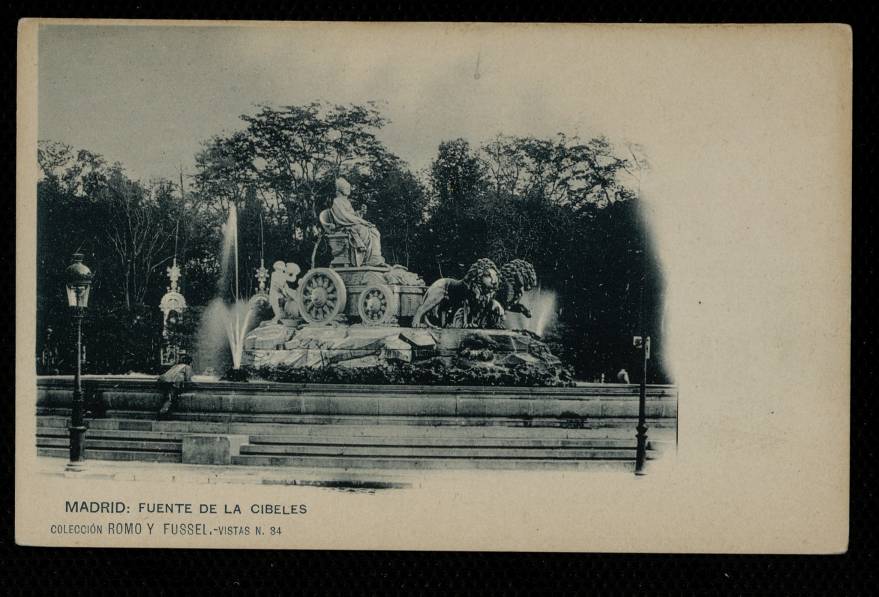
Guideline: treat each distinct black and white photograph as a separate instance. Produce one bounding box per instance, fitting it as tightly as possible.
[16,21,850,552]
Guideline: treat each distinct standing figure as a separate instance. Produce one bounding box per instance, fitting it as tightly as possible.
[330,177,387,267]
[269,261,301,323]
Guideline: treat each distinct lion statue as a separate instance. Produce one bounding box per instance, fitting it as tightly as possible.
[411,258,501,328]
[481,259,539,328]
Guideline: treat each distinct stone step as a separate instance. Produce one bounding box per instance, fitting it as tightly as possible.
[36,427,185,441]
[35,411,669,469]
[246,434,648,449]
[35,431,656,452]
[36,424,667,450]
[37,437,181,452]
[38,413,673,435]
[38,447,182,463]
[231,454,638,471]
[238,443,652,459]
[38,417,674,444]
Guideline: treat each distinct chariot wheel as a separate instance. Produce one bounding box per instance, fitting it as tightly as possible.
[357,284,398,326]
[298,268,347,323]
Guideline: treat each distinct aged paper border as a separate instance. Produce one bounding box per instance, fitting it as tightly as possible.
[16,20,852,552]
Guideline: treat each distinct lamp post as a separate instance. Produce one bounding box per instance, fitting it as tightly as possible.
[632,239,650,475]
[65,253,93,471]
[633,334,650,475]
[632,244,650,475]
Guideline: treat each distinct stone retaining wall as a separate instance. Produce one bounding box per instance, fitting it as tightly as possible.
[35,376,677,421]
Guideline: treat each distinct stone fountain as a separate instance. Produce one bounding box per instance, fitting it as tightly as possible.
[240,178,568,385]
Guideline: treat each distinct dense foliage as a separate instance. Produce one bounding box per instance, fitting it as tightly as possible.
[247,357,574,388]
[36,102,667,382]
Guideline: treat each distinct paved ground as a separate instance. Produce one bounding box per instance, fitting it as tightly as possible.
[35,456,414,491]
[34,453,668,491]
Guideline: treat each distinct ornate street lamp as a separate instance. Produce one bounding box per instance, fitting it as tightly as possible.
[65,252,93,471]
[633,334,651,475]
[631,245,651,476]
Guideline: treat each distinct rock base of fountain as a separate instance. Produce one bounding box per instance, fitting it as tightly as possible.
[242,321,571,386]
[221,367,251,382]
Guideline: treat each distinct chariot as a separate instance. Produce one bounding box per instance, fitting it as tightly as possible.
[295,209,426,326]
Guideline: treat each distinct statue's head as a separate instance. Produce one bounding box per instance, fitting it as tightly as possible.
[335,177,351,196]
[500,259,538,293]
[285,262,301,278]
[463,258,501,302]
[273,260,286,272]
[484,268,499,290]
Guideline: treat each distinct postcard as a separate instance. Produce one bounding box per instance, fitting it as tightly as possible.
[16,20,851,552]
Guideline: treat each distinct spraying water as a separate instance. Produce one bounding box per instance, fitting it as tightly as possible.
[505,288,558,337]
[221,205,252,368]
[532,290,558,337]
[227,314,252,368]
[196,205,255,372]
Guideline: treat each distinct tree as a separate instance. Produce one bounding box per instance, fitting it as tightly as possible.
[480,134,633,209]
[100,171,177,308]
[36,141,195,310]
[242,102,395,235]
[420,133,666,381]
[193,101,400,267]
[424,139,488,276]
[347,165,428,269]
[36,142,189,373]
[192,131,259,218]
[38,141,111,198]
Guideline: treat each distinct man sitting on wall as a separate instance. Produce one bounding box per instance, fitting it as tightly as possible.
[157,354,193,419]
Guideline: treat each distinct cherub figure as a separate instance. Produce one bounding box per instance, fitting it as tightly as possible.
[269,261,301,323]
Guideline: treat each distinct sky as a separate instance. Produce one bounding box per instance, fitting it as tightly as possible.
[38,22,658,182]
